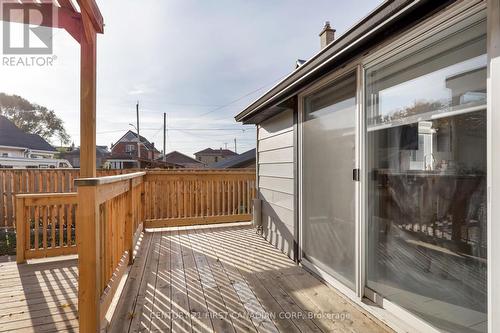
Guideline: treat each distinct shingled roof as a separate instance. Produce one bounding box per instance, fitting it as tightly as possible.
[0,115,56,152]
[194,148,238,157]
[209,148,256,168]
[114,130,160,152]
[163,151,204,165]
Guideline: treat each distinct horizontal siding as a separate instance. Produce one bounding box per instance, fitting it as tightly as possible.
[258,110,293,140]
[259,163,293,178]
[259,176,294,195]
[258,147,293,164]
[257,109,295,260]
[259,188,294,211]
[259,130,294,152]
[261,201,295,258]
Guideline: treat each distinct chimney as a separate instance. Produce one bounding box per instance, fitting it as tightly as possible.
[319,21,335,49]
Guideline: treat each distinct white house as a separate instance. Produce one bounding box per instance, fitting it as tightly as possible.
[0,115,56,159]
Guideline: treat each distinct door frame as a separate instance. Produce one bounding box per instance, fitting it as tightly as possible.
[297,63,362,302]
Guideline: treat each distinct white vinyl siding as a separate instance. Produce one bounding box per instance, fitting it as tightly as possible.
[257,109,295,259]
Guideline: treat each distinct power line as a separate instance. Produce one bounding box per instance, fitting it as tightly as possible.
[97,127,254,134]
[167,128,254,131]
[197,72,290,118]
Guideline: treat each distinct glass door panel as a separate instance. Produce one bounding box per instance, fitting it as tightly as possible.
[302,72,357,290]
[365,18,487,333]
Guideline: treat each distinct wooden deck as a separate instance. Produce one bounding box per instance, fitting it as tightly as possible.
[0,256,78,332]
[0,224,392,333]
[109,225,391,333]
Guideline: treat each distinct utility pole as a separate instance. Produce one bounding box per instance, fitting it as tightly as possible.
[163,112,167,162]
[234,138,237,153]
[136,101,141,159]
[224,142,228,150]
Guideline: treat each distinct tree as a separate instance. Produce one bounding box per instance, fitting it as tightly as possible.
[0,93,71,145]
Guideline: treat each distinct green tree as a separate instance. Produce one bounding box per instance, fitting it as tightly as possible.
[0,92,71,144]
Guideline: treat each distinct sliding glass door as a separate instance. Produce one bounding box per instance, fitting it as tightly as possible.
[302,72,357,290]
[365,16,487,333]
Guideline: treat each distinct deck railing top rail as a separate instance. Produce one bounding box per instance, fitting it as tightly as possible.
[75,171,147,186]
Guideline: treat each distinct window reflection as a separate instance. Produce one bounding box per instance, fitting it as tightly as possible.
[366,19,487,333]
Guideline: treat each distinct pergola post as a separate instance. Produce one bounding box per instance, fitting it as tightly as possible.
[80,9,97,178]
[77,3,100,332]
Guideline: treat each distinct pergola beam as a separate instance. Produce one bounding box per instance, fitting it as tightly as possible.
[77,0,103,33]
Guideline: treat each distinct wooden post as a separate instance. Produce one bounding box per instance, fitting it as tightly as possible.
[80,7,97,178]
[141,180,146,223]
[15,197,25,264]
[77,185,101,332]
[125,180,134,264]
[78,4,99,332]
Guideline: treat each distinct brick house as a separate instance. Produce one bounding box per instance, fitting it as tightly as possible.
[110,130,160,160]
[108,130,163,169]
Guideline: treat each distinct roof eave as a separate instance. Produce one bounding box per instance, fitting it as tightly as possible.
[235,0,454,124]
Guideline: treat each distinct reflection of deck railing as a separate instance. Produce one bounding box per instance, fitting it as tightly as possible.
[16,192,78,263]
[144,170,256,227]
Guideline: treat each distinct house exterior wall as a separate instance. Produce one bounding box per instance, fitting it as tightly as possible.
[0,146,25,157]
[196,154,227,165]
[257,109,296,259]
[111,142,158,160]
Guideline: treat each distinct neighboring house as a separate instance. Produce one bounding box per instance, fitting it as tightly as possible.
[162,151,205,169]
[60,145,110,169]
[109,130,161,169]
[235,2,493,333]
[111,130,160,161]
[0,115,56,159]
[194,148,237,165]
[208,148,256,169]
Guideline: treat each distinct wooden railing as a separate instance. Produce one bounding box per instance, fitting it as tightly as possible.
[15,193,78,263]
[75,171,145,332]
[144,169,256,228]
[1,169,131,229]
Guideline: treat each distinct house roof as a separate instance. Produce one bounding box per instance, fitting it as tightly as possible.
[163,151,204,165]
[113,130,159,152]
[0,115,56,152]
[61,146,110,157]
[234,0,454,124]
[194,148,238,157]
[208,148,256,169]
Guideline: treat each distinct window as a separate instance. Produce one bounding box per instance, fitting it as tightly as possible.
[365,18,487,333]
[125,144,135,152]
[1,153,8,157]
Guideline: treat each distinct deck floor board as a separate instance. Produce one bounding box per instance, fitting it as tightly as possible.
[0,257,78,333]
[0,225,392,333]
[111,225,392,333]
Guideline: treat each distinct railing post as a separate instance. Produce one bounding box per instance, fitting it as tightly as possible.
[141,179,146,223]
[15,196,25,264]
[77,185,101,332]
[125,179,134,265]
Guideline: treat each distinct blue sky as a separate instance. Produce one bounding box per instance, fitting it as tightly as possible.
[0,0,382,156]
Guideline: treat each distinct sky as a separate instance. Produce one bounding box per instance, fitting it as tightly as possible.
[0,0,382,157]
